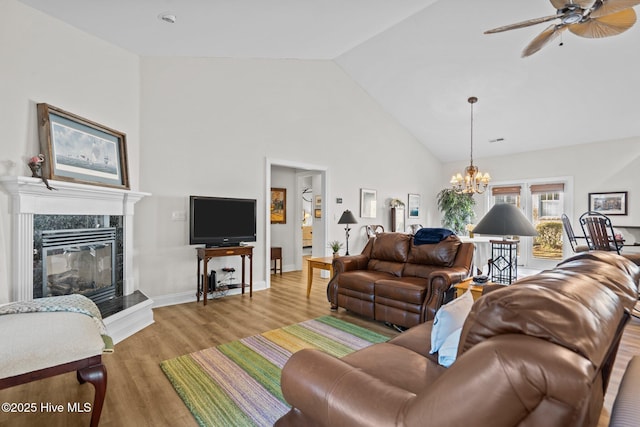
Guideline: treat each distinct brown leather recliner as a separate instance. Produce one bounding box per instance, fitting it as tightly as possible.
[327,232,473,328]
[277,251,640,427]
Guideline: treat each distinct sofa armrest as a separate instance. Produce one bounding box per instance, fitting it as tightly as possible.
[327,254,370,307]
[332,254,369,274]
[420,267,470,321]
[280,348,414,427]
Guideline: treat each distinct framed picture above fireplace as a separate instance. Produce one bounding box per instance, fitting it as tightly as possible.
[36,103,130,189]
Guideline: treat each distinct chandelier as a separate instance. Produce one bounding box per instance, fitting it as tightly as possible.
[450,96,491,194]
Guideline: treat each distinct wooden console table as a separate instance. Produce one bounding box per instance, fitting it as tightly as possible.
[196,246,253,305]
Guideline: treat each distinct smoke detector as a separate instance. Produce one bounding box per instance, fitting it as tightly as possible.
[158,13,176,24]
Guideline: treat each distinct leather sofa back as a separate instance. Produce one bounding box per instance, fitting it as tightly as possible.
[407,235,461,267]
[368,233,411,276]
[365,233,466,279]
[556,251,640,311]
[460,271,627,365]
[370,233,411,262]
[403,236,466,280]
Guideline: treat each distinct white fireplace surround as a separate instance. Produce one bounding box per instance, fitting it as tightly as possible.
[1,175,149,301]
[0,176,152,343]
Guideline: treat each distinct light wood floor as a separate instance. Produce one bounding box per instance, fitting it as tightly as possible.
[1,265,638,426]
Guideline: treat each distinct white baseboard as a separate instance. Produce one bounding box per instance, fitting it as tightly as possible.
[283,263,297,273]
[103,282,267,343]
[151,281,267,308]
[104,297,154,344]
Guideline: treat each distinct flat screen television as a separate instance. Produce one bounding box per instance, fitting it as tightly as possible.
[189,196,257,247]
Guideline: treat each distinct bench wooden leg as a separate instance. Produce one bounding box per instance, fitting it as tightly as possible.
[77,364,107,427]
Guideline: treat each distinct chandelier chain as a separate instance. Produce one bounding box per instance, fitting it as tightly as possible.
[449,96,490,195]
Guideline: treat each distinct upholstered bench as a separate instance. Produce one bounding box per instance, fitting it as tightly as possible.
[0,295,112,427]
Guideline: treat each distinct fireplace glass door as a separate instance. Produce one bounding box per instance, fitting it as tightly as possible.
[41,228,117,303]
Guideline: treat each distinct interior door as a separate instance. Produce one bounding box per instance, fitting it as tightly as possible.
[527,183,565,269]
[488,181,566,270]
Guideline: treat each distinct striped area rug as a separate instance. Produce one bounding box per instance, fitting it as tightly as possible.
[160,316,390,427]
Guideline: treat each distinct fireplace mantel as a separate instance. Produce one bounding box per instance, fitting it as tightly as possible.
[0,176,148,216]
[0,176,150,301]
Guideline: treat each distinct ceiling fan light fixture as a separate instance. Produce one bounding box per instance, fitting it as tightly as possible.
[485,0,639,56]
[562,12,584,24]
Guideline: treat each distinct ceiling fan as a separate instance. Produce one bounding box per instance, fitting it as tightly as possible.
[485,0,640,57]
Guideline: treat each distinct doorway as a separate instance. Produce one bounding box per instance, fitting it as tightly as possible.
[265,158,328,289]
[486,178,572,270]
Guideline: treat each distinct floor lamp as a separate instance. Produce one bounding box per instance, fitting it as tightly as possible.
[338,210,358,255]
[472,203,538,284]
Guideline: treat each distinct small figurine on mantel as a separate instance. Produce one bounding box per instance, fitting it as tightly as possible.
[28,154,55,190]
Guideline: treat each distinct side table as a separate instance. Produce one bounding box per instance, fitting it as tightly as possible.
[271,247,282,275]
[453,277,493,301]
[306,256,334,298]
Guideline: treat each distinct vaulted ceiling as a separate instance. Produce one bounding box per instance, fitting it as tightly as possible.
[19,0,640,162]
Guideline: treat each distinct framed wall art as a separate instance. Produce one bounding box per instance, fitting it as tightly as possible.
[360,188,377,218]
[408,193,420,218]
[588,191,628,215]
[270,187,287,224]
[314,195,322,218]
[36,103,130,189]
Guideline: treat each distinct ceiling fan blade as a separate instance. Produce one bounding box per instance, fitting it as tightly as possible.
[569,7,636,37]
[573,0,598,7]
[591,0,640,18]
[522,24,567,57]
[550,0,597,9]
[485,14,560,34]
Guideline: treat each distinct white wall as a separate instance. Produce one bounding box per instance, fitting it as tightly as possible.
[136,56,442,300]
[0,0,140,303]
[0,2,441,304]
[4,0,637,306]
[442,137,640,227]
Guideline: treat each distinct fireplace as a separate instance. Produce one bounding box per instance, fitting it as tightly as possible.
[33,214,124,304]
[1,176,154,343]
[40,227,117,303]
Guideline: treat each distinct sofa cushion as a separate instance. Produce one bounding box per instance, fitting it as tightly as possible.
[374,277,430,305]
[370,233,411,263]
[388,321,435,358]
[338,271,394,297]
[367,259,405,277]
[342,342,443,394]
[407,235,461,268]
[402,263,441,280]
[430,290,473,354]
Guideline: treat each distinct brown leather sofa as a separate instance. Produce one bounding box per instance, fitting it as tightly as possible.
[327,232,473,328]
[277,251,640,427]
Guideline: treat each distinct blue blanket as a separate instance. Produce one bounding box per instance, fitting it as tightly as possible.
[414,228,455,245]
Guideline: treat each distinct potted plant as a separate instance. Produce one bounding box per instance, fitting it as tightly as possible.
[436,188,475,235]
[328,240,343,257]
